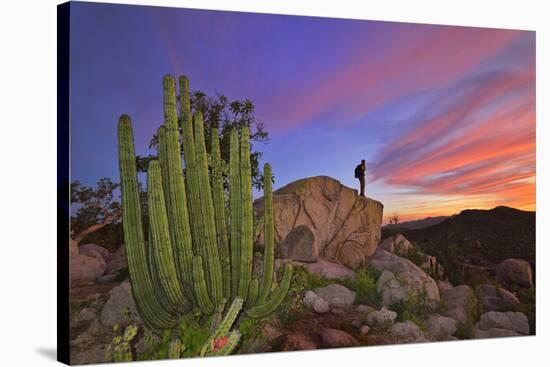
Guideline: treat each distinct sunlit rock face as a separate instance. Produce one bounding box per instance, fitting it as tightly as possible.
[254,175,383,269]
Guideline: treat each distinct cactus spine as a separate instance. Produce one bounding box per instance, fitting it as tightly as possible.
[118,74,293,359]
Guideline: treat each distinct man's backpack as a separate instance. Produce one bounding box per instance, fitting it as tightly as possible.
[354,164,362,179]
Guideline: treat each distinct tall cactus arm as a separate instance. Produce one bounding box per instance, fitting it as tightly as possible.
[167,337,182,359]
[201,330,241,357]
[258,163,274,304]
[246,263,293,319]
[147,160,189,310]
[117,114,176,331]
[161,76,195,291]
[239,126,253,299]
[192,256,215,315]
[148,229,176,313]
[178,76,202,255]
[229,128,242,298]
[248,279,259,306]
[200,298,244,357]
[211,127,231,300]
[192,112,224,305]
[212,297,243,339]
[157,126,170,207]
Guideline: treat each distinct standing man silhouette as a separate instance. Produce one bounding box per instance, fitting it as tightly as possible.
[354,159,367,197]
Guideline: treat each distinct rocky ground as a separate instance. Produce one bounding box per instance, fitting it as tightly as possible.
[69,177,535,364]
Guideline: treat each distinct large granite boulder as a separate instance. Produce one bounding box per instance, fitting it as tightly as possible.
[105,245,127,275]
[304,290,330,313]
[80,243,110,259]
[425,314,457,340]
[473,311,529,338]
[254,176,383,269]
[313,284,355,308]
[366,307,397,327]
[496,258,533,289]
[389,321,425,343]
[477,284,519,312]
[380,234,443,277]
[379,234,413,254]
[442,285,477,325]
[100,280,141,327]
[368,249,440,307]
[71,254,107,285]
[320,329,359,348]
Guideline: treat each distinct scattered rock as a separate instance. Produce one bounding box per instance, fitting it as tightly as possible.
[105,245,127,275]
[390,321,424,343]
[97,273,119,284]
[437,280,453,295]
[254,176,383,269]
[425,314,457,340]
[100,280,141,327]
[496,258,533,289]
[283,225,319,263]
[302,259,357,280]
[379,235,443,277]
[71,254,107,285]
[473,327,523,339]
[304,290,330,313]
[368,249,440,307]
[71,307,97,328]
[355,304,375,314]
[379,234,413,254]
[478,311,529,335]
[313,284,356,309]
[442,285,476,324]
[80,243,110,259]
[281,333,317,351]
[366,307,397,327]
[320,328,359,348]
[360,325,371,336]
[477,284,519,312]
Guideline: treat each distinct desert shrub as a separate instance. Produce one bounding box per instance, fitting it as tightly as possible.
[454,291,482,339]
[339,267,382,307]
[390,289,430,328]
[238,317,261,341]
[403,247,427,268]
[514,287,536,334]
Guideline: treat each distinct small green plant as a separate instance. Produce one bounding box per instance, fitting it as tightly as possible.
[391,289,431,327]
[514,287,536,334]
[339,266,382,307]
[106,324,138,362]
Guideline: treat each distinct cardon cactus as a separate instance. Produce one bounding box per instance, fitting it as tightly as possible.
[117,74,293,358]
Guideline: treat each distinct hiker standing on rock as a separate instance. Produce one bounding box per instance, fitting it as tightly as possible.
[354,159,367,197]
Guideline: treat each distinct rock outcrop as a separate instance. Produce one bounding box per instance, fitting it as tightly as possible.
[254,176,383,269]
[368,249,440,307]
[473,311,529,338]
[313,284,356,309]
[496,258,533,289]
[380,234,443,277]
[477,284,519,312]
[441,285,477,325]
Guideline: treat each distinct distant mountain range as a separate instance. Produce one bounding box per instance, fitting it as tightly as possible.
[384,216,450,230]
[382,206,535,285]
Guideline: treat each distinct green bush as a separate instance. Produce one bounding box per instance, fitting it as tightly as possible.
[390,289,430,328]
[339,267,381,306]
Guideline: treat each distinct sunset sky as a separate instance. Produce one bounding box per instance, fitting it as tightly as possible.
[70,2,535,223]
